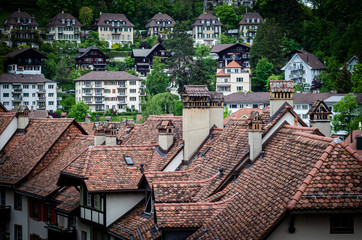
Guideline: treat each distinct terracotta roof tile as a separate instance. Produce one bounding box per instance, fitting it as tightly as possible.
[215,69,230,77]
[54,186,80,213]
[79,122,95,135]
[225,60,241,68]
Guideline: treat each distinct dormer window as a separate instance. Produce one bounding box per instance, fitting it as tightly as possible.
[212,20,215,24]
[29,18,31,23]
[117,21,120,26]
[201,20,204,24]
[72,19,75,24]
[17,18,20,23]
[156,20,160,24]
[61,19,65,24]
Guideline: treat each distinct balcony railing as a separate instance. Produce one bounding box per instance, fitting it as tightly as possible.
[12,88,22,92]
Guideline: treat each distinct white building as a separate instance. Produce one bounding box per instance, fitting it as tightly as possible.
[216,60,251,95]
[281,50,326,91]
[95,13,134,48]
[6,48,47,75]
[0,74,58,112]
[344,55,359,73]
[75,71,143,112]
[192,13,222,48]
[238,12,264,45]
[46,11,82,44]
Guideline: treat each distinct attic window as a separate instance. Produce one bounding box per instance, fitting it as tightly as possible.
[124,156,134,166]
[201,147,210,157]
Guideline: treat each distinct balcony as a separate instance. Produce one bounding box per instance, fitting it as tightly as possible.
[12,88,22,92]
[12,97,22,101]
[0,206,11,221]
[94,84,103,88]
[38,106,46,110]
[83,84,93,88]
[118,91,126,96]
[95,100,103,104]
[83,92,93,96]
[94,93,103,97]
[37,97,46,102]
[118,84,127,88]
[95,108,104,112]
[38,89,45,93]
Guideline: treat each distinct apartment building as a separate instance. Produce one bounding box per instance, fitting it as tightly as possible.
[75,71,143,112]
[6,48,47,75]
[145,13,175,39]
[238,12,264,45]
[0,74,58,111]
[192,13,222,47]
[95,13,134,48]
[46,11,82,43]
[2,9,41,48]
[216,60,251,95]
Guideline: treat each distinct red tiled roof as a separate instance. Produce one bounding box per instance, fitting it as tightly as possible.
[225,60,241,68]
[269,80,294,93]
[215,69,230,77]
[0,112,16,135]
[79,122,95,135]
[344,130,362,158]
[224,108,264,125]
[182,85,210,97]
[0,118,82,185]
[17,135,93,197]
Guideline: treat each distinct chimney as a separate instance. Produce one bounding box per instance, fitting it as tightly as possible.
[248,111,263,161]
[17,106,29,132]
[85,113,91,123]
[157,120,174,153]
[308,100,332,137]
[182,85,224,161]
[269,80,294,117]
[94,122,106,145]
[104,123,117,146]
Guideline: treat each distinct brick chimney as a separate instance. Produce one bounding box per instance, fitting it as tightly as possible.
[248,111,263,161]
[269,80,294,117]
[94,122,106,145]
[104,123,117,146]
[157,120,175,153]
[182,85,224,161]
[308,100,332,137]
[17,105,29,132]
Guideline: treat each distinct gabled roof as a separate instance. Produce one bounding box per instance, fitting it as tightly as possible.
[3,11,38,26]
[211,43,251,53]
[192,13,222,26]
[6,48,47,60]
[46,12,82,27]
[215,69,230,77]
[307,99,332,115]
[282,51,326,70]
[225,60,241,68]
[182,85,210,97]
[96,13,134,27]
[238,12,264,25]
[346,55,359,66]
[0,74,55,84]
[224,108,266,125]
[344,130,362,158]
[132,43,163,58]
[54,186,80,213]
[224,92,269,103]
[75,46,108,59]
[74,71,141,81]
[145,13,175,28]
[0,102,7,112]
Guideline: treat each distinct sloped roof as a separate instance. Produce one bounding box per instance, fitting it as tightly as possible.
[0,102,7,112]
[192,13,222,26]
[6,48,47,59]
[54,186,80,213]
[132,43,162,58]
[224,108,264,125]
[75,46,108,59]
[182,85,210,97]
[225,60,241,68]
[96,13,134,27]
[3,11,38,26]
[215,69,230,77]
[344,130,362,158]
[238,12,264,25]
[0,112,16,135]
[0,74,55,84]
[224,92,269,103]
[46,12,82,27]
[269,80,294,93]
[211,43,251,53]
[145,13,175,28]
[74,71,141,81]
[297,51,326,69]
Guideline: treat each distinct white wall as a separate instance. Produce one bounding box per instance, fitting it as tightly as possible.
[29,217,47,239]
[0,116,17,150]
[269,214,362,240]
[163,149,183,171]
[76,216,92,240]
[105,192,144,226]
[6,190,28,240]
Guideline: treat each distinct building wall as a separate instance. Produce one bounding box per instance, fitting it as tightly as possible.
[0,116,17,151]
[6,190,29,240]
[269,214,362,240]
[7,64,42,75]
[98,26,133,48]
[48,26,81,43]
[193,25,221,47]
[105,192,144,226]
[163,149,183,171]
[76,216,91,240]
[29,217,47,239]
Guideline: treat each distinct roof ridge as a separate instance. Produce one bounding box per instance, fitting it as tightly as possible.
[292,131,334,142]
[145,165,199,175]
[156,193,237,207]
[287,141,337,210]
[339,141,362,161]
[153,174,218,185]
[81,147,92,176]
[283,125,318,131]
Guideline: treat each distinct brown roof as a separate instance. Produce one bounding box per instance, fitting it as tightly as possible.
[46,12,82,27]
[224,108,264,125]
[96,13,134,27]
[6,48,47,59]
[344,130,362,158]
[211,43,251,53]
[238,12,264,25]
[0,118,83,186]
[79,122,95,135]
[215,69,230,77]
[54,186,80,213]
[224,92,269,103]
[28,110,48,118]
[17,135,93,197]
[182,85,210,97]
[145,13,175,28]
[3,11,38,27]
[225,60,241,68]
[296,51,326,69]
[0,74,55,84]
[269,80,294,93]
[0,102,7,112]
[74,71,141,81]
[0,112,16,135]
[192,13,222,26]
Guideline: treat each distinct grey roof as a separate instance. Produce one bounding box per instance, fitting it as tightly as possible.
[224,92,269,103]
[0,74,55,84]
[145,13,175,28]
[210,43,251,53]
[296,52,326,69]
[132,43,161,58]
[76,46,108,59]
[74,71,141,81]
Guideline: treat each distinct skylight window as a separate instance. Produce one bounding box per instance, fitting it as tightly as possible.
[124,156,134,166]
[201,147,210,157]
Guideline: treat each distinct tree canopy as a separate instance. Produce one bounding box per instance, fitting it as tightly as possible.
[332,94,362,134]
[351,64,362,93]
[253,58,274,92]
[141,92,182,121]
[145,56,169,96]
[67,100,91,122]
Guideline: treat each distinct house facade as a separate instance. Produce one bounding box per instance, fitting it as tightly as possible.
[75,71,143,112]
[95,13,134,48]
[281,50,326,91]
[344,55,359,73]
[46,12,82,44]
[5,48,47,75]
[131,43,168,76]
[192,13,222,47]
[75,46,109,71]
[238,12,263,45]
[0,74,58,111]
[145,13,174,39]
[211,43,251,70]
[2,10,41,48]
[216,60,251,95]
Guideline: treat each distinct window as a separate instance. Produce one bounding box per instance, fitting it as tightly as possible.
[330,214,354,234]
[104,89,111,93]
[81,231,87,240]
[23,93,29,97]
[302,105,308,110]
[230,104,237,108]
[201,147,210,157]
[49,101,54,105]
[129,80,136,85]
[236,77,243,82]
[32,93,36,97]
[23,85,29,89]
[48,85,54,89]
[296,105,301,110]
[3,93,9,98]
[3,102,9,106]
[124,156,134,165]
[14,193,22,211]
[130,89,136,93]
[130,97,136,101]
[14,225,22,240]
[237,86,243,91]
[0,188,5,206]
[23,102,29,106]
[3,84,9,89]
[302,114,308,119]
[31,199,39,219]
[48,93,54,97]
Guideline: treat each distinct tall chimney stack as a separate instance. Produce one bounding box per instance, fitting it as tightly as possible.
[157,120,175,153]
[308,100,332,137]
[269,80,294,117]
[17,105,29,132]
[248,111,263,161]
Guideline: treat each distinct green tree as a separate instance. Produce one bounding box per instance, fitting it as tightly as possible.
[60,94,75,113]
[124,56,135,69]
[195,44,210,57]
[79,7,93,29]
[335,65,352,93]
[146,36,158,48]
[253,58,274,92]
[164,21,195,93]
[55,59,71,86]
[217,33,237,44]
[145,56,169,96]
[250,19,286,73]
[351,64,362,93]
[318,56,339,92]
[332,94,362,134]
[0,43,12,74]
[223,106,232,118]
[67,100,90,122]
[215,4,239,30]
[142,92,181,120]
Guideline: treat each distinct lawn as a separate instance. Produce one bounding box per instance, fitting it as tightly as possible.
[97,115,136,122]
